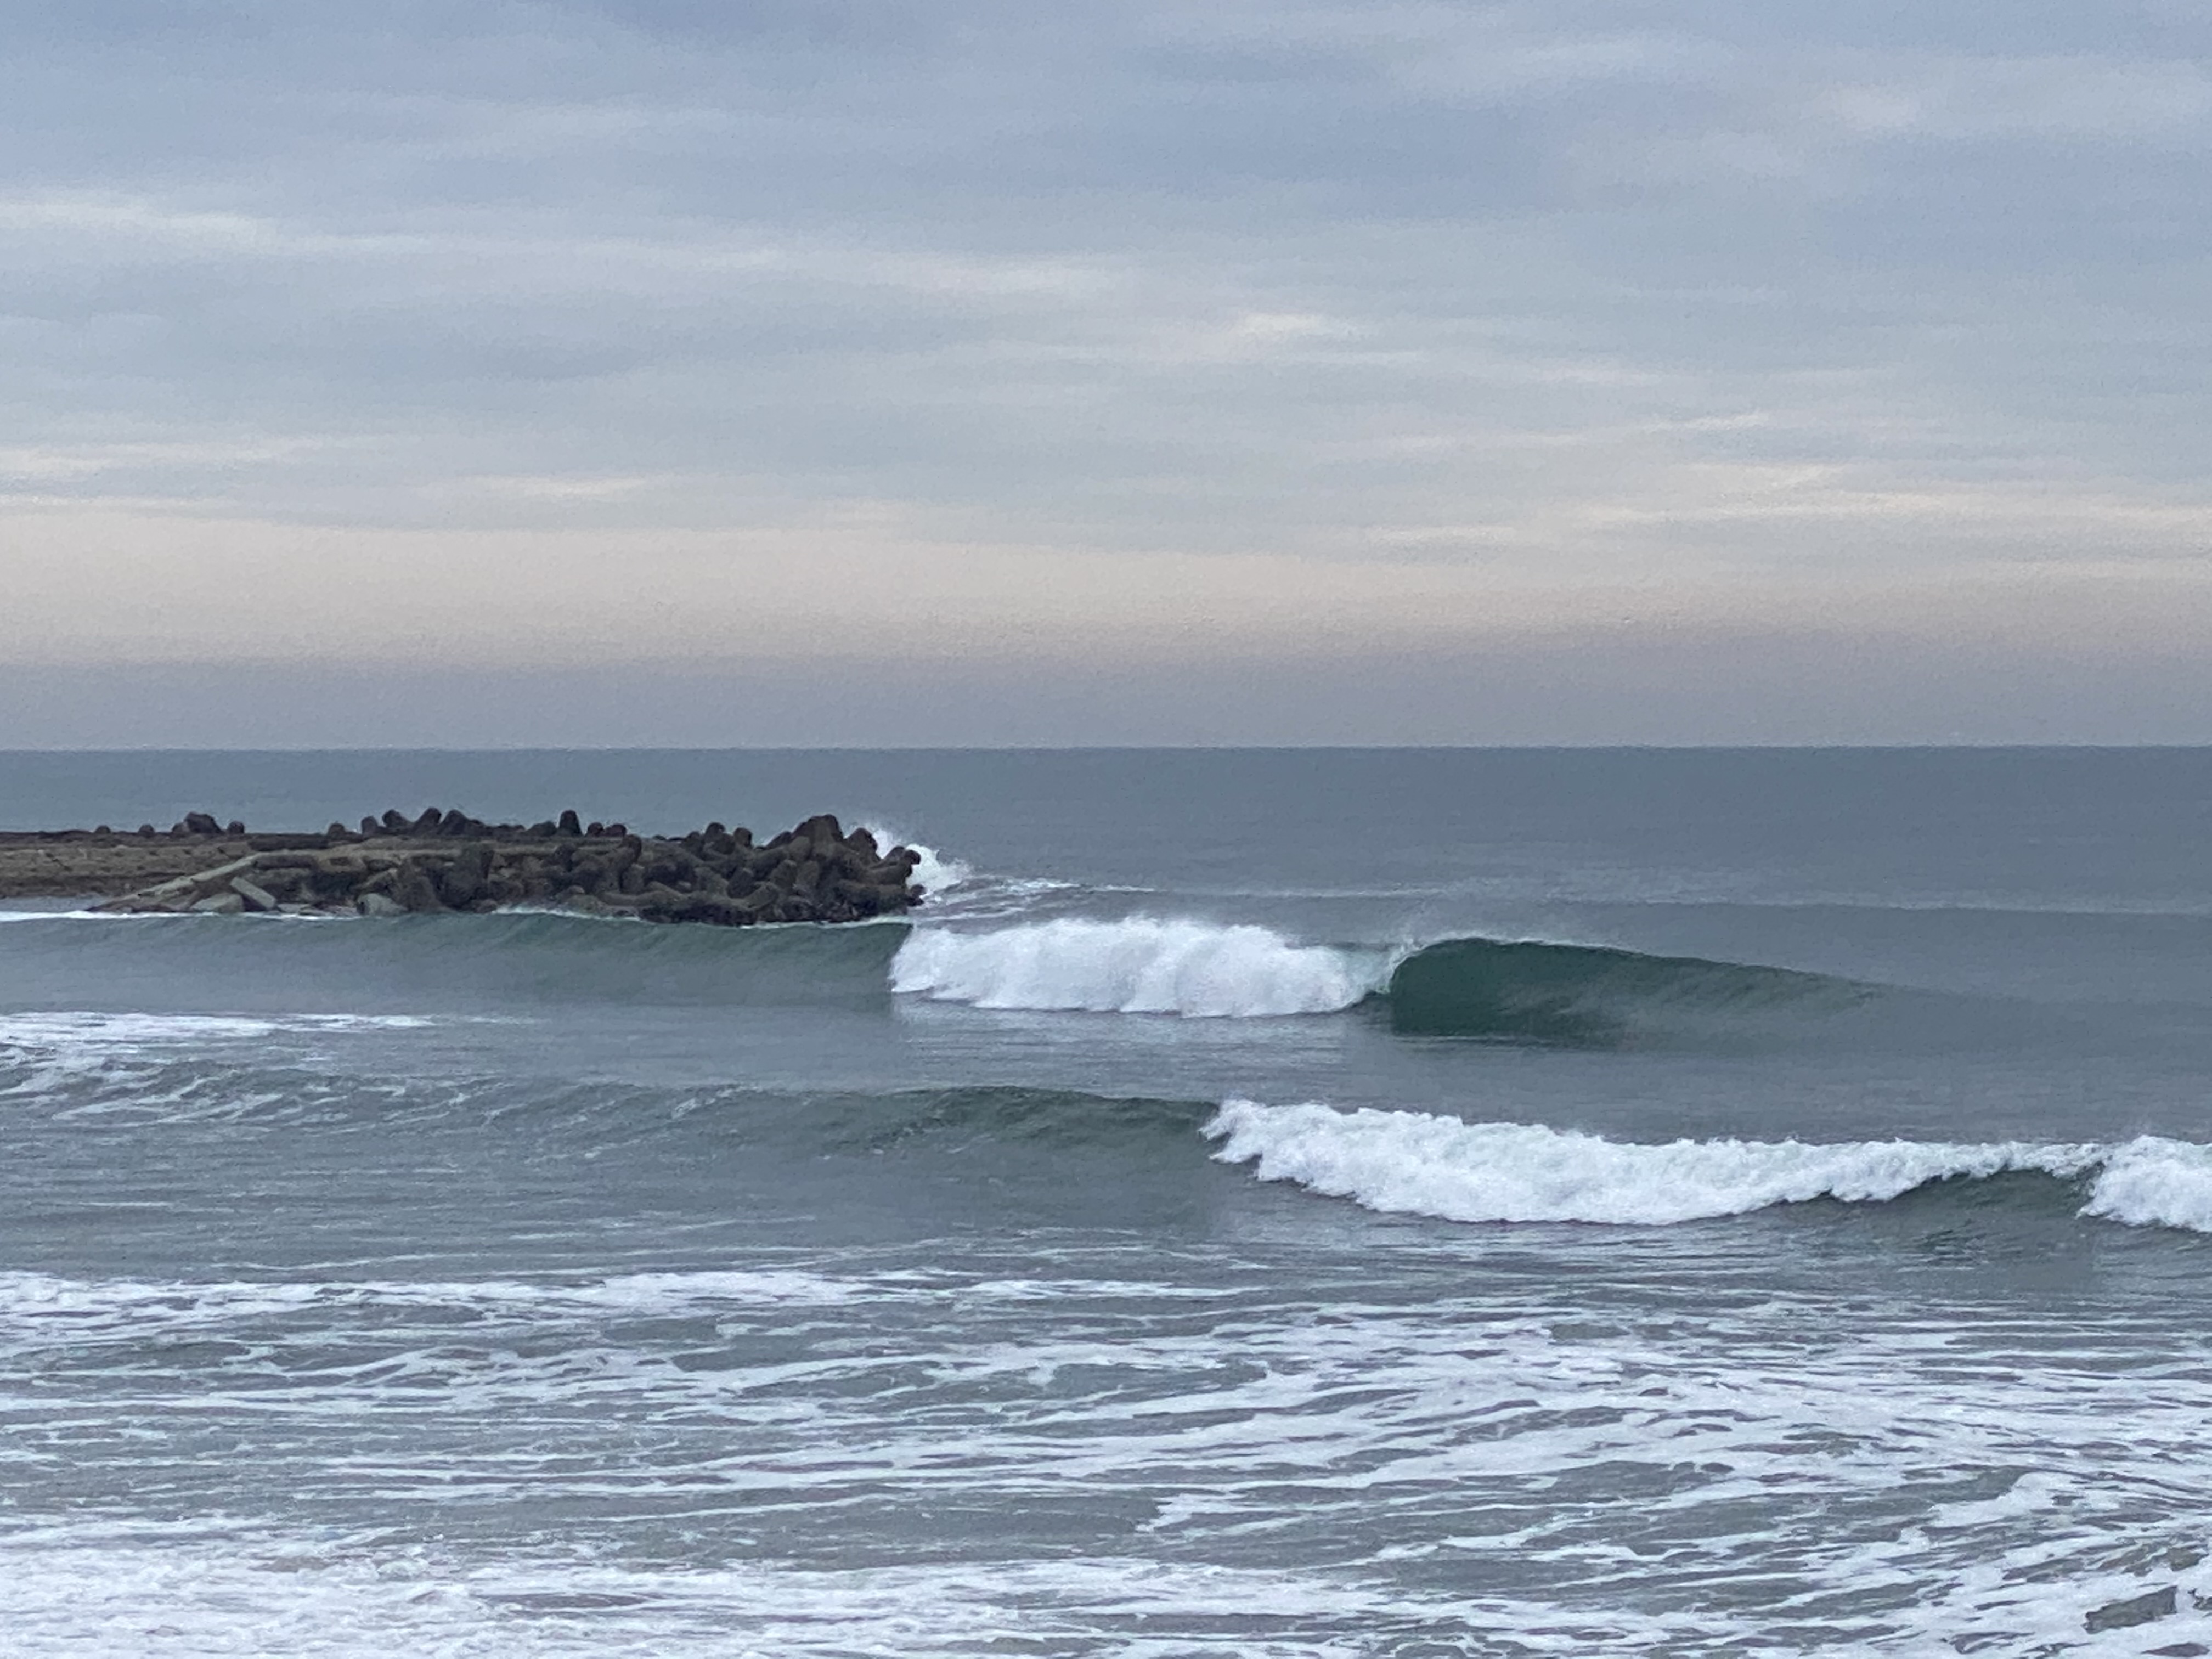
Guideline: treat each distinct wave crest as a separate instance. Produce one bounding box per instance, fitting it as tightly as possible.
[1203,1101,2212,1232]
[2079,1136,2212,1233]
[891,919,1387,1017]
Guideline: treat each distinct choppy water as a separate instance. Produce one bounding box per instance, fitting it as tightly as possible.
[3,747,2211,1655]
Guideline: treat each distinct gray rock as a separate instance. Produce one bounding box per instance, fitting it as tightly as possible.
[393,865,445,912]
[357,892,405,917]
[190,892,245,915]
[670,895,749,926]
[833,877,900,912]
[129,855,260,904]
[735,885,782,917]
[228,876,281,912]
[438,843,494,907]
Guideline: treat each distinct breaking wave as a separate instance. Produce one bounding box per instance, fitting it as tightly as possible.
[1204,1100,2212,1233]
[851,827,971,898]
[889,917,1858,1037]
[0,906,1922,1041]
[891,918,1391,1017]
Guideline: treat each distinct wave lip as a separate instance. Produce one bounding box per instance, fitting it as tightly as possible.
[891,918,1387,1018]
[1197,1100,2210,1228]
[2080,1136,2212,1233]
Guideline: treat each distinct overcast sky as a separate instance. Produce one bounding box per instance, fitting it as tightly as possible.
[3,0,2208,744]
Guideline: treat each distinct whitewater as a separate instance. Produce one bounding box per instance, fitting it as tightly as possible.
[890,915,1394,1015]
[1205,1099,2212,1232]
[7,746,2212,1656]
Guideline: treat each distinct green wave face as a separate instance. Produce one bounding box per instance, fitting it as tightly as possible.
[1383,937,1867,1043]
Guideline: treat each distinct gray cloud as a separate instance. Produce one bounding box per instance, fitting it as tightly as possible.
[1,1,2207,740]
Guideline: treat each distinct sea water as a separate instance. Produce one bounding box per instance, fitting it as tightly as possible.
[2,747,2210,1655]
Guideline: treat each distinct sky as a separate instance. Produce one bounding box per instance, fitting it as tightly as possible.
[2,0,2209,745]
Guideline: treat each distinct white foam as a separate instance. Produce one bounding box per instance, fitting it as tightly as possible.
[2080,1134,2212,1232]
[0,1268,868,1335]
[0,1534,1524,1659]
[0,1266,1238,1340]
[1200,1100,2187,1227]
[854,820,972,895]
[0,1012,291,1048]
[10,1302,2212,1656]
[9,1260,2212,1654]
[890,918,1387,1018]
[0,1012,430,1051]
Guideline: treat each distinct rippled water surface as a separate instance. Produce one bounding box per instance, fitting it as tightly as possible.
[4,747,2211,1655]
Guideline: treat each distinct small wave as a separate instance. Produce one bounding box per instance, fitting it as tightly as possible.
[0,1011,434,1057]
[0,1268,874,1334]
[1203,1101,2212,1233]
[0,1261,1238,1340]
[890,918,1390,1017]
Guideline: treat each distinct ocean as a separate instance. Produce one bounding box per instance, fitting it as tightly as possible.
[3,747,2210,1656]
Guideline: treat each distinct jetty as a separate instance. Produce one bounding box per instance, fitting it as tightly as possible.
[0,809,923,926]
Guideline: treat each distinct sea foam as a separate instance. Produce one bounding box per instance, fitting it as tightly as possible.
[890,918,1387,1017]
[1204,1100,2212,1232]
[853,823,972,896]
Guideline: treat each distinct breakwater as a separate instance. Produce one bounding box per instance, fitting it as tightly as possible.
[0,808,922,924]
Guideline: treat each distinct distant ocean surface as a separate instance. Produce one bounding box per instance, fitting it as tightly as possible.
[4,747,2212,1656]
